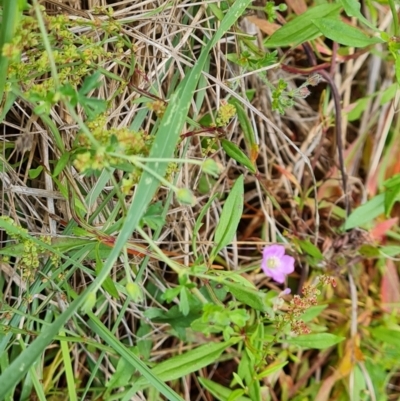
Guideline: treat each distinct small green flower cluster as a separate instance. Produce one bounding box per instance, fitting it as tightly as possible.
[147,100,167,118]
[0,217,57,282]
[73,115,153,184]
[215,102,236,127]
[6,11,127,99]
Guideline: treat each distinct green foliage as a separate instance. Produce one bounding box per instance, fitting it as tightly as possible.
[191,302,250,339]
[2,0,400,400]
[211,175,244,260]
[283,333,345,349]
[221,139,256,173]
[265,3,342,47]
[345,173,400,230]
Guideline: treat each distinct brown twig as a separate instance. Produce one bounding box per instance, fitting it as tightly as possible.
[283,43,351,217]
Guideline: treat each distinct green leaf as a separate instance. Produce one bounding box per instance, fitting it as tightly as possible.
[95,247,119,298]
[145,305,202,340]
[0,1,20,104]
[380,245,400,257]
[284,333,345,349]
[221,140,256,173]
[104,357,136,396]
[28,165,43,179]
[53,152,70,177]
[79,71,103,95]
[340,0,379,31]
[193,193,218,258]
[346,96,370,121]
[179,286,190,316]
[265,3,341,47]
[384,174,400,216]
[222,281,265,311]
[297,238,323,261]
[359,244,380,258]
[311,18,382,48]
[370,327,400,347]
[137,324,152,361]
[212,175,244,259]
[256,361,288,380]
[131,340,237,391]
[230,101,257,155]
[198,377,251,401]
[87,314,185,401]
[300,304,328,322]
[140,201,164,230]
[344,193,385,230]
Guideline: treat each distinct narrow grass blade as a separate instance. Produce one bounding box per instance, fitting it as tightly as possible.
[86,314,185,401]
[0,1,20,103]
[211,175,244,259]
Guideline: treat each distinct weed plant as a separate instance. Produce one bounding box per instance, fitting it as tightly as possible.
[0,1,400,401]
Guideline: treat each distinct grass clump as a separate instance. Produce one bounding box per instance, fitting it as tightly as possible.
[0,1,400,401]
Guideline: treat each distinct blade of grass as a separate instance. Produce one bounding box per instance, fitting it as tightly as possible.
[87,313,185,401]
[0,1,252,396]
[0,1,20,103]
[59,331,77,401]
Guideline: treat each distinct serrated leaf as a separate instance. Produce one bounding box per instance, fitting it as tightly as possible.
[284,333,345,349]
[311,18,382,48]
[212,175,244,258]
[265,3,341,47]
[221,140,256,173]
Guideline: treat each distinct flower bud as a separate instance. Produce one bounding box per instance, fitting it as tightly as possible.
[176,188,197,206]
[202,159,222,178]
[126,282,143,303]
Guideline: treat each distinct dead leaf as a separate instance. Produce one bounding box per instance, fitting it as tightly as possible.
[380,258,400,313]
[315,374,338,401]
[371,217,398,242]
[286,0,307,15]
[245,16,280,36]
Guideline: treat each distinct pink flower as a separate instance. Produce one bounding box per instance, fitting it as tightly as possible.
[262,244,295,284]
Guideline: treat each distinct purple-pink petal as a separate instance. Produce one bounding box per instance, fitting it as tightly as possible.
[269,270,286,284]
[263,244,285,259]
[280,255,295,274]
[261,244,295,284]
